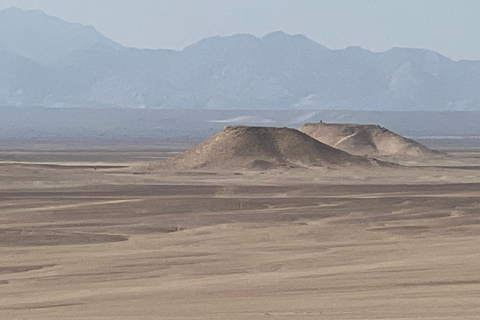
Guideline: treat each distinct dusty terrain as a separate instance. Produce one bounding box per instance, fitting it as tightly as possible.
[1,140,480,319]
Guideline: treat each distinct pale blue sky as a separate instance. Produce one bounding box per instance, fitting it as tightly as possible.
[1,0,479,61]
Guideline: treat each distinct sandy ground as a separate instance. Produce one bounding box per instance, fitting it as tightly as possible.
[1,144,480,319]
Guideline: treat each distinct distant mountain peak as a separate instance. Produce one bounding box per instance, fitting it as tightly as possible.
[186,31,327,51]
[0,6,66,25]
[262,31,310,41]
[0,6,26,13]
[262,30,290,38]
[0,7,122,64]
[261,31,330,54]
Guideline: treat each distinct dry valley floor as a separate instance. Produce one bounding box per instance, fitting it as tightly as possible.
[0,142,480,319]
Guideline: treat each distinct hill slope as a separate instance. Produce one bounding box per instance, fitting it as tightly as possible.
[299,122,442,158]
[169,125,384,170]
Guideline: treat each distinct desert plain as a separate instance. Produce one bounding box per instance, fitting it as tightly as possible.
[1,138,480,319]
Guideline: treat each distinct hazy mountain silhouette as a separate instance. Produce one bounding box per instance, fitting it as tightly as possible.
[0,7,121,64]
[0,7,479,110]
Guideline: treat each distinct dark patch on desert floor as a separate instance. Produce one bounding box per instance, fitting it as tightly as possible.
[1,145,480,319]
[0,264,56,274]
[4,303,85,311]
[0,228,128,247]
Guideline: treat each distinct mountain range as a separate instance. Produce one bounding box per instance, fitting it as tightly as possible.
[1,7,479,110]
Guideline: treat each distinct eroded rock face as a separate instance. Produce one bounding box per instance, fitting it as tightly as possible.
[168,125,386,170]
[300,122,442,158]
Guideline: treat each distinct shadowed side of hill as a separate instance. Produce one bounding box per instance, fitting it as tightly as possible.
[300,122,443,158]
[168,125,384,170]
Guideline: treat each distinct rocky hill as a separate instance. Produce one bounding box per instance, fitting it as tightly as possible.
[169,125,385,170]
[299,122,442,158]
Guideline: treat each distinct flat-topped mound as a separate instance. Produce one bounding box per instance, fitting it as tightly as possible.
[300,122,442,158]
[169,125,384,170]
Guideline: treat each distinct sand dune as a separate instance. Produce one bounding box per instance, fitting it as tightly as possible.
[300,122,443,158]
[169,125,385,170]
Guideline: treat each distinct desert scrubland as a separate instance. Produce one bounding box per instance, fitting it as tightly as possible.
[1,133,480,319]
